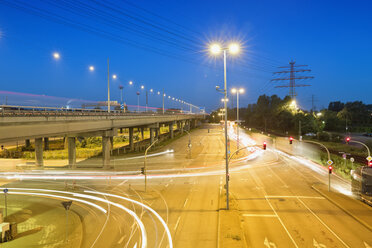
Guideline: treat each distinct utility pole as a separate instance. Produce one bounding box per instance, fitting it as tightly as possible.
[271,60,314,100]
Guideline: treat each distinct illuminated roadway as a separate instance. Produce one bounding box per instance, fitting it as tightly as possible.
[0,124,371,247]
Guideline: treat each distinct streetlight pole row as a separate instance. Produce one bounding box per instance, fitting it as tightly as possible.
[53,52,199,114]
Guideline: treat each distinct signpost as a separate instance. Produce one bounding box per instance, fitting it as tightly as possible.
[61,201,73,242]
[3,188,8,218]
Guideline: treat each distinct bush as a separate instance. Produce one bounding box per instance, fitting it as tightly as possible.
[317,131,330,142]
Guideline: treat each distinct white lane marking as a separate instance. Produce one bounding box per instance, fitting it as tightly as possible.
[365,241,372,248]
[118,179,128,186]
[174,216,181,231]
[243,214,277,218]
[265,195,325,200]
[297,198,350,248]
[117,235,125,244]
[264,237,277,247]
[183,198,188,208]
[265,196,299,248]
[313,238,327,248]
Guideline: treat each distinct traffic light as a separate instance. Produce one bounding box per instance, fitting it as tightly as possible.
[328,165,333,174]
[263,142,267,150]
[346,137,350,144]
[141,167,145,174]
[368,161,372,167]
[289,136,293,144]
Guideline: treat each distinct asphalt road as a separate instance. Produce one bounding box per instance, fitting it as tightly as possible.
[0,124,371,247]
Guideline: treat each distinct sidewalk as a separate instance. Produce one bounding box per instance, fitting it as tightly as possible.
[312,184,372,232]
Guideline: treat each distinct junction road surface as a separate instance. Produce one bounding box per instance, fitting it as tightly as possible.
[0,124,371,247]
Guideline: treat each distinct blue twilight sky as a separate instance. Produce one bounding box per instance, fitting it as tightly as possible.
[0,0,371,112]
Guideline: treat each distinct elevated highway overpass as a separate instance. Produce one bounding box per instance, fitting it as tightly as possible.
[0,105,205,168]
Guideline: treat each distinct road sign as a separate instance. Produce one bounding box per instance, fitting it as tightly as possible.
[367,156,372,162]
[3,188,8,194]
[342,153,347,159]
[327,160,333,166]
[61,201,73,210]
[350,157,355,163]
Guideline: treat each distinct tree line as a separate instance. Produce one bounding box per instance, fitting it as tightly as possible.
[209,94,372,136]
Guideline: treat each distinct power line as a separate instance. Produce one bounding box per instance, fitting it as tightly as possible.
[271,60,314,99]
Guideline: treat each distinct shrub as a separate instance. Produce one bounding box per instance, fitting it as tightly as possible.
[317,131,330,142]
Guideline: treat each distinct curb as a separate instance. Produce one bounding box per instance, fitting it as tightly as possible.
[311,185,372,232]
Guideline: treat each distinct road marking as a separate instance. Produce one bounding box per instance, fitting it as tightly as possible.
[265,196,299,248]
[183,198,188,208]
[266,195,325,200]
[313,238,326,248]
[264,237,277,247]
[133,243,137,248]
[118,179,128,186]
[174,216,181,231]
[117,235,125,244]
[165,184,169,188]
[365,242,372,248]
[297,198,350,248]
[243,214,277,218]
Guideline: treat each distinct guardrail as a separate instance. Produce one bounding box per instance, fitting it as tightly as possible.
[0,105,196,117]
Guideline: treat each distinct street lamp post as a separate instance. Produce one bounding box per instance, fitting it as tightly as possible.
[136,91,140,113]
[231,88,244,153]
[162,91,165,114]
[107,58,110,113]
[119,85,124,113]
[210,42,240,210]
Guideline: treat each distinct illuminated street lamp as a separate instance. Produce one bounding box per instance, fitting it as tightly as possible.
[231,88,245,153]
[209,41,241,210]
[129,81,133,85]
[89,65,95,71]
[112,74,117,79]
[53,52,60,60]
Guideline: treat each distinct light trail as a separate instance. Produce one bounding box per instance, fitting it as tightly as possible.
[84,190,173,248]
[72,193,147,248]
[0,187,147,248]
[0,189,107,213]
[114,149,174,161]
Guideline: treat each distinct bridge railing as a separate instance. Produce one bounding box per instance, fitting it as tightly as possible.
[0,105,197,117]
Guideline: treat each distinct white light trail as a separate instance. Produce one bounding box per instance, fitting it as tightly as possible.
[0,187,147,248]
[84,190,173,248]
[0,189,107,213]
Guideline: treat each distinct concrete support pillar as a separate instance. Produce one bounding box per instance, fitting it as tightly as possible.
[102,136,111,169]
[141,128,144,140]
[64,137,68,149]
[181,121,184,134]
[25,139,31,148]
[120,128,123,134]
[44,137,49,150]
[150,128,155,144]
[169,123,174,139]
[110,136,114,150]
[155,128,159,139]
[68,137,76,169]
[129,127,134,151]
[35,138,43,167]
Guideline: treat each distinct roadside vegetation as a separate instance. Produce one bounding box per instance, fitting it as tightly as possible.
[0,126,172,160]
